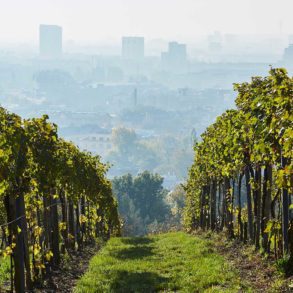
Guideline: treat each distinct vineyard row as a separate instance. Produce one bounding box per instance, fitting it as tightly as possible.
[0,109,120,292]
[185,68,293,265]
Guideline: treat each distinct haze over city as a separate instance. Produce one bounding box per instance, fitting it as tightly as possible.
[0,0,293,292]
[1,0,293,185]
[1,0,293,44]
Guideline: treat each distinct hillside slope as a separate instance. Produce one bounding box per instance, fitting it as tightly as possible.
[75,232,248,292]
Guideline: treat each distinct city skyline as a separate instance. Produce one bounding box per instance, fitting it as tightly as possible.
[0,0,293,44]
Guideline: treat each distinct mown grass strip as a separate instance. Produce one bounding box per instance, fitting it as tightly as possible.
[75,232,249,292]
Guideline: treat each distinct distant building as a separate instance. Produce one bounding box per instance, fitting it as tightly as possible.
[122,37,144,61]
[39,24,62,58]
[161,41,187,70]
[208,31,222,52]
[168,42,187,61]
[66,130,112,157]
[283,44,293,64]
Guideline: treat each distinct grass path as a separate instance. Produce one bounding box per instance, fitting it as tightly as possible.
[75,232,248,292]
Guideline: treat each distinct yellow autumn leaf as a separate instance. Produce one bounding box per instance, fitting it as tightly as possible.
[5,246,13,256]
[59,222,67,231]
[33,246,40,256]
[45,251,53,261]
[79,215,88,224]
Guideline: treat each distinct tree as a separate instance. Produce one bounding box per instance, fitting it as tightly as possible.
[167,185,186,228]
[112,171,170,236]
[133,171,169,224]
[107,128,159,173]
[112,127,137,154]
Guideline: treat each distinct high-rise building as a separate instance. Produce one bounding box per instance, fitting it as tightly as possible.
[168,42,187,62]
[208,31,222,52]
[283,44,293,64]
[39,24,62,58]
[161,42,187,70]
[122,37,144,61]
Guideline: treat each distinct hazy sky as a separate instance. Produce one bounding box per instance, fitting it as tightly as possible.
[1,0,293,43]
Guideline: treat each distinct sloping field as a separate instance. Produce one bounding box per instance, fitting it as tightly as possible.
[75,232,248,292]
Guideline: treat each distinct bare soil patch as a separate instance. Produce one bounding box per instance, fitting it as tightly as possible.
[35,243,102,293]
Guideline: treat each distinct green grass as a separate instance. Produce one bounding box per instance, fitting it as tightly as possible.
[75,232,248,292]
[0,256,11,290]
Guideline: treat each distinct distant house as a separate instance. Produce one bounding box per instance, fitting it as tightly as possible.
[64,127,112,157]
[80,133,112,156]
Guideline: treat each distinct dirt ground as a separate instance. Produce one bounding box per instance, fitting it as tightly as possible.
[35,243,102,293]
[201,231,293,293]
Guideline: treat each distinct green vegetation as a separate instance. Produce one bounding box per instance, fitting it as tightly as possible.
[185,68,293,264]
[112,171,172,236]
[1,69,292,291]
[0,257,10,288]
[107,126,194,179]
[75,232,245,292]
[166,184,186,229]
[0,107,120,291]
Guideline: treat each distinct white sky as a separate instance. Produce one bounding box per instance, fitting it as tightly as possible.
[0,0,293,43]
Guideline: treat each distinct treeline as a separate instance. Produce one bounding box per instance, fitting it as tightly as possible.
[0,108,120,292]
[112,171,171,236]
[184,69,292,264]
[107,127,193,179]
